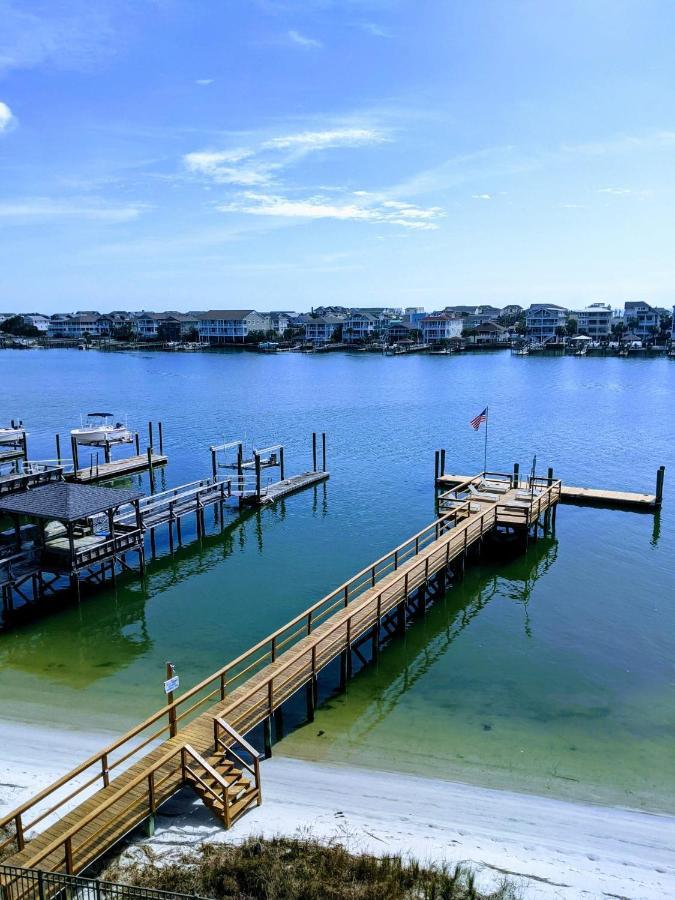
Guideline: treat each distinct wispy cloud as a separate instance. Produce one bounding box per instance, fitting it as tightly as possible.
[217,191,443,230]
[0,197,147,224]
[471,193,491,200]
[0,101,15,133]
[195,78,213,86]
[183,126,387,186]
[598,187,634,195]
[288,29,322,49]
[360,23,392,38]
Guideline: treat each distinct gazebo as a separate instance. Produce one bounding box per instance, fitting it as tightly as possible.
[0,482,144,599]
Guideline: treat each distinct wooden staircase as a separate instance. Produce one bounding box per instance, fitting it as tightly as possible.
[182,718,261,828]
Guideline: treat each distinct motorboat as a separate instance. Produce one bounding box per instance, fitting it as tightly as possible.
[70,412,133,446]
[0,426,25,444]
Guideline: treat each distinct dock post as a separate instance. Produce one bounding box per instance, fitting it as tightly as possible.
[166,662,177,737]
[305,680,315,722]
[312,433,317,472]
[147,447,156,494]
[656,465,665,507]
[255,453,261,499]
[434,451,439,482]
[104,437,111,464]
[148,421,154,449]
[544,467,554,532]
[135,432,140,455]
[71,435,79,477]
[263,717,272,758]
[55,434,61,466]
[322,432,327,472]
[440,448,446,477]
[279,446,285,480]
[211,447,217,481]
[158,421,164,455]
[512,463,520,488]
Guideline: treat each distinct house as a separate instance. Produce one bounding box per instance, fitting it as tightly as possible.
[48,313,110,339]
[471,305,502,324]
[197,310,271,345]
[575,303,612,339]
[343,311,380,344]
[385,321,419,344]
[268,312,295,336]
[466,321,509,345]
[524,304,568,344]
[20,314,50,332]
[303,315,343,345]
[421,313,463,344]
[624,301,660,341]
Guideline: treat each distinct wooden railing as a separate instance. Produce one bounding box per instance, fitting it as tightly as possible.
[72,529,144,568]
[214,717,262,812]
[0,496,520,859]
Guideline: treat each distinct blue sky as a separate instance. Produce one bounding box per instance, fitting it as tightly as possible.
[1,0,675,313]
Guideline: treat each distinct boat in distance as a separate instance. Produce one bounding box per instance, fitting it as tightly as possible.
[70,412,133,446]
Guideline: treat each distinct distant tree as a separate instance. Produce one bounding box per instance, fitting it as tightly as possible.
[245,330,267,344]
[112,324,135,341]
[1,316,39,337]
[513,316,526,335]
[330,324,343,343]
[184,327,199,342]
[565,318,578,337]
[555,325,566,338]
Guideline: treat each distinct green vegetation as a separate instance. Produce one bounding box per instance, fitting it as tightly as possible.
[104,836,519,899]
[0,315,39,337]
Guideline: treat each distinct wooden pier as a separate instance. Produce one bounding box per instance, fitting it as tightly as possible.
[0,473,560,881]
[436,466,665,511]
[66,453,168,484]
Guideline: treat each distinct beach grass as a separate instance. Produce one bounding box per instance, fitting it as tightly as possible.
[103,835,519,899]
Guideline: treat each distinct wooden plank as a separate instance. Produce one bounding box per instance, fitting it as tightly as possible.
[65,454,168,484]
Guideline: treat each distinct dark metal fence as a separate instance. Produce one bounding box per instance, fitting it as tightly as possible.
[0,865,207,900]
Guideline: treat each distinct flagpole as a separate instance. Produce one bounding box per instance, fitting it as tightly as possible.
[483,406,489,474]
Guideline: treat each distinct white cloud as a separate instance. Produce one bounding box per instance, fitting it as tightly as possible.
[264,127,386,152]
[598,187,632,195]
[0,198,146,223]
[360,23,392,38]
[217,191,443,230]
[288,29,322,49]
[0,101,15,133]
[195,78,213,86]
[471,193,491,200]
[183,149,276,186]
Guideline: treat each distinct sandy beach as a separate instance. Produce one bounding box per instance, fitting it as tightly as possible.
[3,721,675,899]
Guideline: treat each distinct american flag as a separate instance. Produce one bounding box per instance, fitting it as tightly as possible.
[470,407,488,430]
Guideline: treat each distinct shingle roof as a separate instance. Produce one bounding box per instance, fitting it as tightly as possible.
[198,310,257,321]
[0,482,142,522]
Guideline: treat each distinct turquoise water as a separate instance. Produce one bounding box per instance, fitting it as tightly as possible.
[0,349,673,811]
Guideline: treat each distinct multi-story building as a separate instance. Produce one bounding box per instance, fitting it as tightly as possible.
[48,313,110,339]
[524,304,567,344]
[197,310,271,345]
[268,312,295,335]
[420,313,463,344]
[466,322,509,345]
[303,315,343,345]
[343,311,380,343]
[624,301,660,341]
[575,303,612,339]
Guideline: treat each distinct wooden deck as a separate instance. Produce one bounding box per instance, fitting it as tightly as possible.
[0,475,559,878]
[250,470,329,505]
[436,473,661,510]
[66,454,168,484]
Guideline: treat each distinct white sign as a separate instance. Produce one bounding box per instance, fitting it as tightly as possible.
[164,675,180,694]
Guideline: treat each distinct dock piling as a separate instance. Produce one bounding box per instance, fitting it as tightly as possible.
[55,434,61,466]
[322,432,327,473]
[440,448,446,477]
[147,447,156,494]
[158,421,164,455]
[656,465,666,507]
[512,462,520,488]
[312,433,317,472]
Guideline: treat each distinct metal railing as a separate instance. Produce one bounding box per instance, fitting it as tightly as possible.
[0,864,208,900]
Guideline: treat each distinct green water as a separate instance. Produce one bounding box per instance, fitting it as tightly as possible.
[1,349,673,811]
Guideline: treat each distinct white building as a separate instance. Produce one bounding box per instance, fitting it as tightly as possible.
[303,315,343,345]
[524,304,568,344]
[48,314,109,339]
[21,314,50,332]
[420,313,463,344]
[575,303,612,339]
[197,310,271,344]
[624,301,660,341]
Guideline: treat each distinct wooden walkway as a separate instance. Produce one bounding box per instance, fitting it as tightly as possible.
[0,474,560,878]
[66,454,168,484]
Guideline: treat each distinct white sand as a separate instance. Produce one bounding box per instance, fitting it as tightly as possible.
[3,722,675,899]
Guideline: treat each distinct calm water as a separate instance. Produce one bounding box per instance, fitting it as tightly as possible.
[1,349,673,811]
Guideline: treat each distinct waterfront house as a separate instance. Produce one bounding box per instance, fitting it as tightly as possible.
[197,310,271,344]
[575,303,613,339]
[624,301,660,341]
[20,314,50,332]
[421,313,463,344]
[524,304,567,344]
[385,321,419,344]
[343,311,380,344]
[268,312,295,335]
[48,313,110,339]
[303,315,343,345]
[466,321,509,345]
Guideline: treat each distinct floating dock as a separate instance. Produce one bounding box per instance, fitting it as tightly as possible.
[435,470,664,511]
[66,453,168,484]
[248,470,328,505]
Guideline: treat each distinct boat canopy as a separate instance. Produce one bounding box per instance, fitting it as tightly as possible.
[86,412,114,417]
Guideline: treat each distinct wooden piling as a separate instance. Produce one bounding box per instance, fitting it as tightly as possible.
[279,446,285,481]
[440,448,446,477]
[656,465,665,507]
[70,435,79,476]
[148,422,154,449]
[512,462,520,488]
[147,447,156,494]
[55,434,61,466]
[434,450,440,482]
[322,432,327,472]
[158,421,164,455]
[312,433,317,472]
[166,663,177,738]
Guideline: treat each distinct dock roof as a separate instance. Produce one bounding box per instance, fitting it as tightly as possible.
[0,482,142,522]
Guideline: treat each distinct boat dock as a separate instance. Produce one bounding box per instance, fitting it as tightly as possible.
[67,452,168,484]
[435,466,665,511]
[0,473,560,880]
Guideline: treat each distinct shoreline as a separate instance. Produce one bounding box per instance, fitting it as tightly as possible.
[2,721,674,898]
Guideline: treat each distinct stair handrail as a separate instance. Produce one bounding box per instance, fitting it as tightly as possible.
[180,744,231,828]
[213,717,261,800]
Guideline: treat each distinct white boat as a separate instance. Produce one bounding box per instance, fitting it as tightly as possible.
[70,412,133,446]
[0,427,25,444]
[513,346,529,356]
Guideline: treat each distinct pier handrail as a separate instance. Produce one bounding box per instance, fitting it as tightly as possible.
[0,509,461,850]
